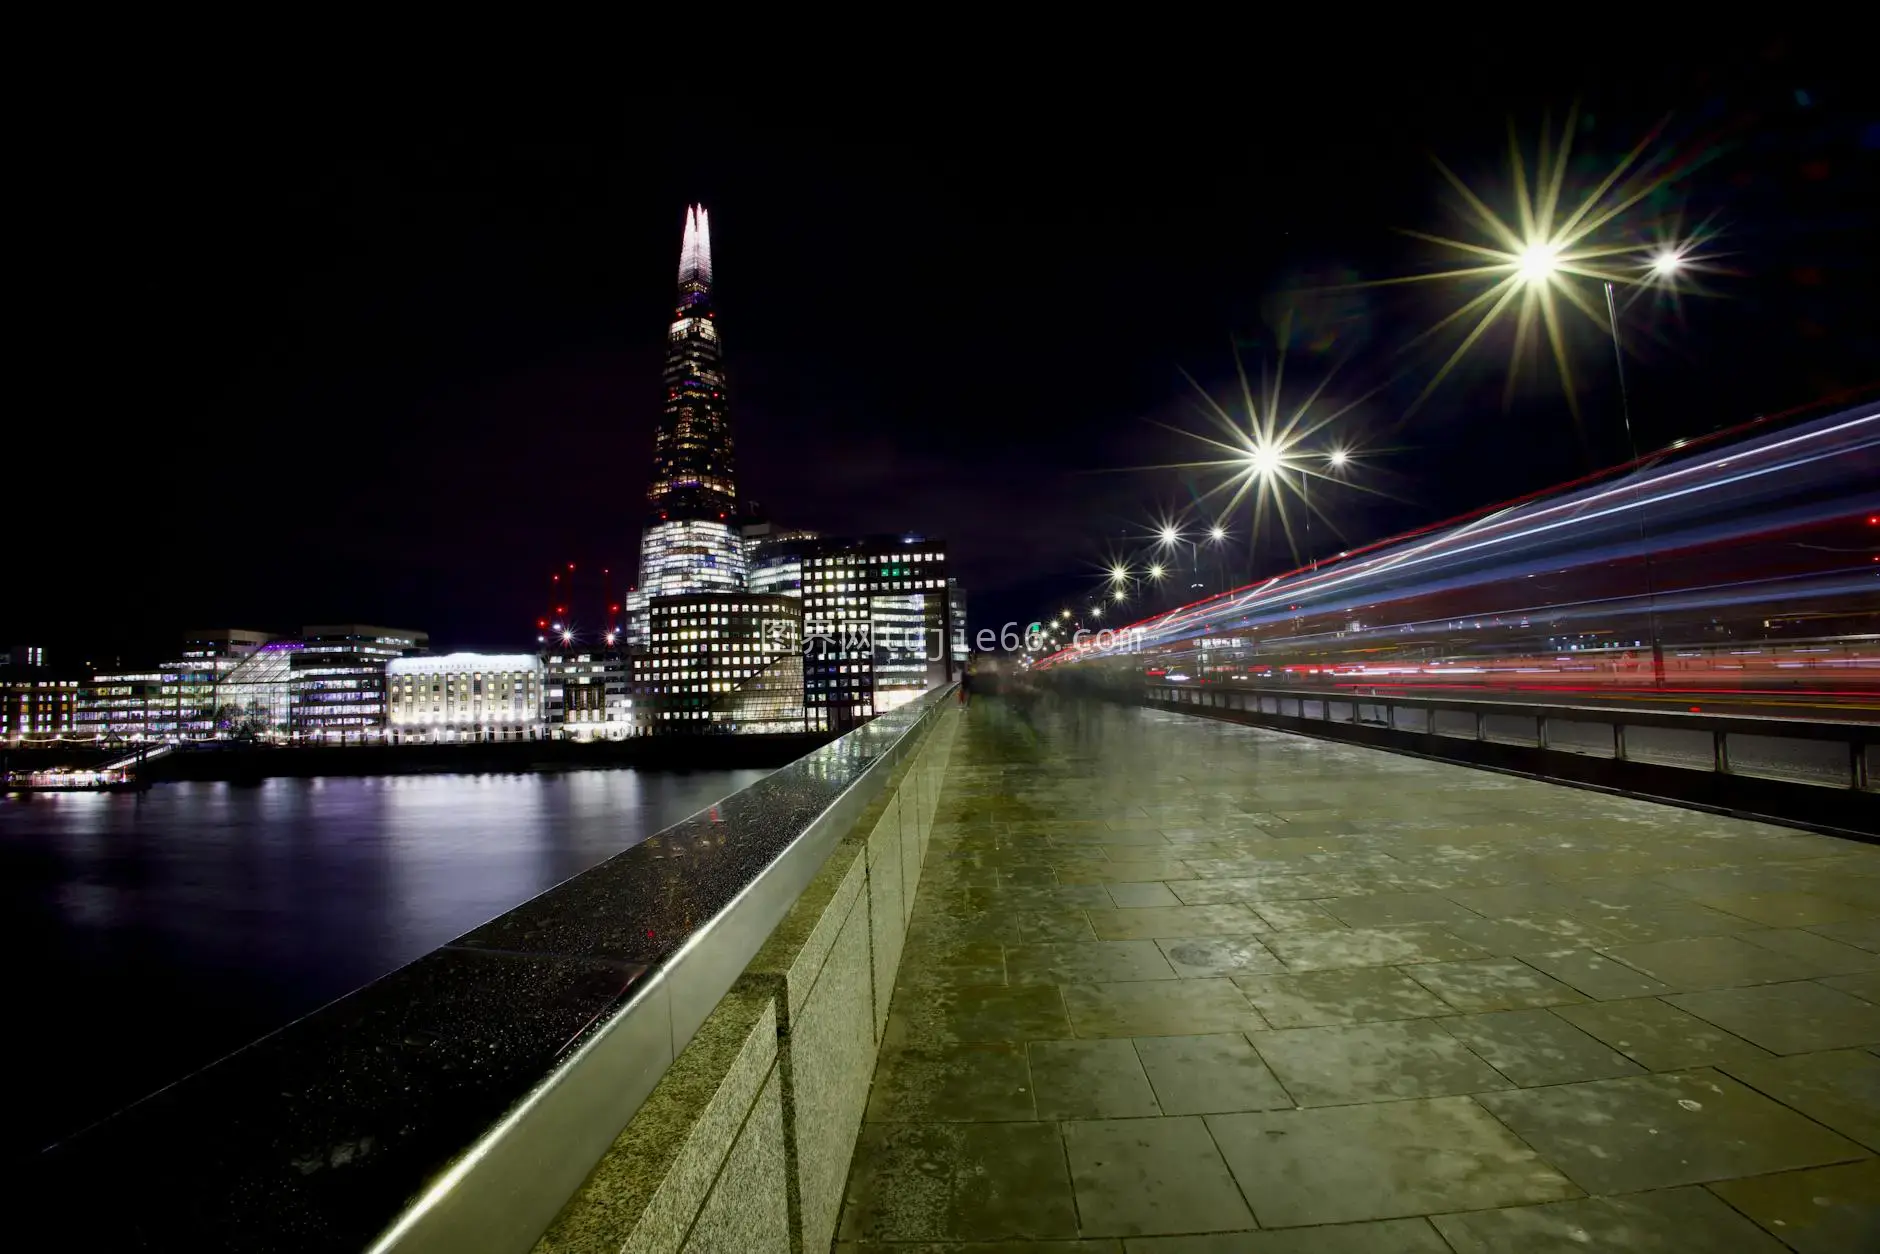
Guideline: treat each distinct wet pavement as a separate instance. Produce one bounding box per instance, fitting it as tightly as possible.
[837,697,1880,1251]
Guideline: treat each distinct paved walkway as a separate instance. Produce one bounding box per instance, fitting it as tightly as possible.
[837,697,1880,1251]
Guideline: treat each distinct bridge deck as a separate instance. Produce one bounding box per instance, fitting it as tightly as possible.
[837,697,1880,1250]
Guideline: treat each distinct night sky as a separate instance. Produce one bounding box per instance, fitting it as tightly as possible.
[14,40,1873,666]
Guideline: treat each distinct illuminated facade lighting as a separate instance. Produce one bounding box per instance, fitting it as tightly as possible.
[543,649,633,740]
[291,625,429,743]
[3,651,79,743]
[744,522,821,598]
[387,653,545,744]
[802,537,961,734]
[632,204,745,643]
[633,594,804,734]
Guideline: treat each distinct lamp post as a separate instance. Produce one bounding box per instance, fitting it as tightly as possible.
[1602,252,1683,688]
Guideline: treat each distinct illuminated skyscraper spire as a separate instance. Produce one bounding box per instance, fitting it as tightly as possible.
[630,204,746,636]
[678,204,713,287]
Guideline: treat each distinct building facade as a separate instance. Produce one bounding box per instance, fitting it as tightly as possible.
[171,629,276,738]
[214,640,301,739]
[543,648,633,739]
[634,593,803,733]
[629,205,747,642]
[3,671,79,742]
[74,672,169,740]
[802,537,956,733]
[744,523,820,599]
[386,654,545,743]
[291,625,429,742]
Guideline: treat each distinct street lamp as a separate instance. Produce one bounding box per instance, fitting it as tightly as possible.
[1517,242,1561,284]
[1204,523,1231,593]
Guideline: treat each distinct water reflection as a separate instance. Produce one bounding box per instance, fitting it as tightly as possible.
[1,767,765,1157]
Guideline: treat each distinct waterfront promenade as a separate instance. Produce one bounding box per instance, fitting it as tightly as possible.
[838,697,1880,1250]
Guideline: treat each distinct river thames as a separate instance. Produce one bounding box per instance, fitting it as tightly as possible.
[1,767,766,1157]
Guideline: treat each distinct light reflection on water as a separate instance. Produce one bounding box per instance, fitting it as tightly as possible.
[1,768,766,1156]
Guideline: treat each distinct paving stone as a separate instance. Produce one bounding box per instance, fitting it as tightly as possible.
[1132,1032,1292,1115]
[1444,883,1603,917]
[836,1242,1121,1253]
[1735,927,1880,975]
[1153,935,1285,979]
[882,984,1071,1047]
[1667,981,1880,1054]
[1823,970,1880,1004]
[1004,940,1178,985]
[1440,912,1623,955]
[1692,891,1875,928]
[1520,948,1677,1000]
[1576,904,1766,944]
[1433,1186,1788,1253]
[1063,1116,1254,1237]
[1027,1039,1160,1119]
[837,1121,1078,1241]
[1438,1009,1644,1087]
[1707,1159,1880,1254]
[1248,900,1346,931]
[865,1043,1036,1122]
[1476,1068,1867,1194]
[981,883,1116,911]
[1231,967,1454,1028]
[1260,925,1490,971]
[1252,1018,1511,1106]
[1062,978,1264,1037]
[1319,892,1485,927]
[1206,1097,1579,1227]
[1106,882,1183,908]
[1125,1219,1450,1253]
[1552,997,1773,1071]
[1086,904,1268,940]
[1809,919,1880,953]
[1055,859,1194,885]
[1600,935,1826,990]
[1722,1048,1880,1151]
[1399,957,1588,1012]
[895,940,1008,988]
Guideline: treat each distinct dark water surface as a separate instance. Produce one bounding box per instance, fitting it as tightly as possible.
[1,768,766,1157]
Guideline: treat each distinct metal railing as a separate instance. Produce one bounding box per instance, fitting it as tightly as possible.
[1145,683,1877,832]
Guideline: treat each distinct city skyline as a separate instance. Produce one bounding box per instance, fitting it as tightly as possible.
[8,45,1872,663]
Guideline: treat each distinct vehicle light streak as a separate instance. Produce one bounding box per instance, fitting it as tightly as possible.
[1043,404,1880,709]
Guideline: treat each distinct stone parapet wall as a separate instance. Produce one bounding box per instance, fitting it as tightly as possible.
[539,703,960,1254]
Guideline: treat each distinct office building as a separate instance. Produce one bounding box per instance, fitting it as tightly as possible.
[543,648,633,739]
[629,205,746,642]
[170,629,276,738]
[386,654,545,743]
[744,522,820,599]
[291,625,429,742]
[2,649,79,742]
[802,537,957,733]
[634,593,803,733]
[214,640,301,739]
[74,672,169,740]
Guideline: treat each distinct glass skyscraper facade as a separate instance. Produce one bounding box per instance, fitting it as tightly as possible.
[631,205,746,642]
[802,537,956,733]
[634,594,803,733]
